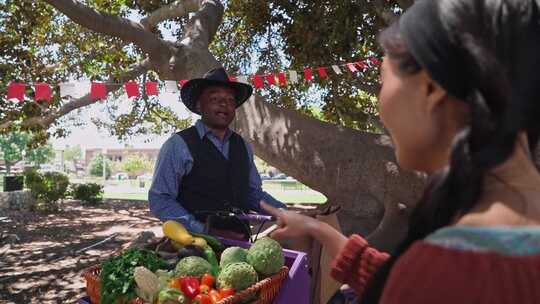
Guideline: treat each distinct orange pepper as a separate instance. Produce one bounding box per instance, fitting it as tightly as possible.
[168,277,182,290]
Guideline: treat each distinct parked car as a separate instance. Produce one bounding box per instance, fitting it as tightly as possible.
[272,173,287,180]
[111,172,129,180]
[260,173,271,180]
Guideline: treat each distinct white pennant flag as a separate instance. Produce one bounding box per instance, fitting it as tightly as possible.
[60,81,90,98]
[164,80,179,93]
[289,70,298,83]
[331,65,343,75]
[237,76,248,84]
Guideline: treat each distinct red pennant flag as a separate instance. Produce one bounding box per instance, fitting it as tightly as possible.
[124,81,140,98]
[346,63,358,73]
[304,68,313,81]
[317,67,328,78]
[370,57,382,66]
[266,74,276,86]
[356,61,368,70]
[179,80,188,86]
[91,82,107,100]
[7,82,25,102]
[34,83,51,102]
[145,81,158,96]
[252,75,264,88]
[277,72,287,86]
[229,76,237,82]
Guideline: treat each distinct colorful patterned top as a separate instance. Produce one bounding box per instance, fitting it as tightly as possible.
[331,226,540,303]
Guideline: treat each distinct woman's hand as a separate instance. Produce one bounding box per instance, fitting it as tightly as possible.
[261,201,319,241]
[262,201,349,257]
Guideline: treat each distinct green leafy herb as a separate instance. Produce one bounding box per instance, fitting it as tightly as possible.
[100,248,165,304]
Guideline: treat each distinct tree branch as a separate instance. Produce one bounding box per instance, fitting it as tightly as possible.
[141,0,202,30]
[372,0,399,25]
[181,0,224,48]
[0,59,151,132]
[43,0,167,57]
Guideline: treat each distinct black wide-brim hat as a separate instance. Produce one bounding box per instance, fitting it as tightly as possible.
[180,67,253,115]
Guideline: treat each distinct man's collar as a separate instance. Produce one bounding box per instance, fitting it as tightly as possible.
[195,119,233,141]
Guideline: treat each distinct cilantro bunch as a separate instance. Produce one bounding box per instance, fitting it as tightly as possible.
[99,248,165,304]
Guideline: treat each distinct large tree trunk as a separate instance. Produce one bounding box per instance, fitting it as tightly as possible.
[234,96,425,251]
[37,0,426,252]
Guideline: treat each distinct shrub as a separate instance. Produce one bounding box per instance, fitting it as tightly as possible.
[71,183,104,205]
[24,168,70,211]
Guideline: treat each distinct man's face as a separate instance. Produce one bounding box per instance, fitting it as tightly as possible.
[198,86,237,129]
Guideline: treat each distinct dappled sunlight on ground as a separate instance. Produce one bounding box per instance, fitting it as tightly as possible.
[0,200,160,303]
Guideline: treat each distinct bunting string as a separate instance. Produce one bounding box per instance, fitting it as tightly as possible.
[3,57,380,103]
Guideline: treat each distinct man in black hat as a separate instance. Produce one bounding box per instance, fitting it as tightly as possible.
[149,68,286,238]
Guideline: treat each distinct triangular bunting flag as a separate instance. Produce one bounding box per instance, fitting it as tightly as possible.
[331,65,342,75]
[370,57,382,66]
[289,70,298,83]
[237,76,248,84]
[346,63,358,73]
[356,61,368,70]
[7,82,25,102]
[91,82,107,100]
[317,67,328,78]
[304,68,313,81]
[252,75,264,88]
[34,83,51,102]
[145,81,158,96]
[164,80,179,93]
[124,81,140,98]
[278,72,287,86]
[266,74,276,86]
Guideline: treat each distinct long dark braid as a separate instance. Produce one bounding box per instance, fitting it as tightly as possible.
[362,0,540,302]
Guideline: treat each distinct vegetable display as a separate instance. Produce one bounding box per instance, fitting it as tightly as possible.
[94,221,285,304]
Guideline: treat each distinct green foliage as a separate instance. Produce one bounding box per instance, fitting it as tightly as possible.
[1,0,403,141]
[24,168,70,211]
[71,183,104,205]
[100,248,166,304]
[0,130,55,174]
[89,153,112,178]
[63,145,83,162]
[120,154,154,177]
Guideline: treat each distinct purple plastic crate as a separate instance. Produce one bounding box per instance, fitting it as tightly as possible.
[220,238,310,304]
[79,238,310,304]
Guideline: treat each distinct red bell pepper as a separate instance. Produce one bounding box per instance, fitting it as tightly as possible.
[180,276,200,299]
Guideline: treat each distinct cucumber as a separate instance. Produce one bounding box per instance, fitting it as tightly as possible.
[190,232,223,252]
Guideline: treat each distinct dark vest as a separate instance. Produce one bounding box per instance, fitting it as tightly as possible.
[177,126,250,222]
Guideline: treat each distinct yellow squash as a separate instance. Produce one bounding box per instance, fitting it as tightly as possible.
[162,220,194,245]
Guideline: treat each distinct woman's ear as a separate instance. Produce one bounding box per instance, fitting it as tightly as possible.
[423,73,448,115]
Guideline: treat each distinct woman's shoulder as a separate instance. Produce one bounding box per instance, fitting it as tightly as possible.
[425,225,540,256]
[380,226,540,304]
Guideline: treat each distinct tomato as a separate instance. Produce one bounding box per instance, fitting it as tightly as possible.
[219,287,235,298]
[209,289,222,303]
[200,284,211,294]
[168,277,182,290]
[193,294,213,304]
[201,273,215,287]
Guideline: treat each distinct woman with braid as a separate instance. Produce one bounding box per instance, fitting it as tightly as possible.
[262,0,540,303]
